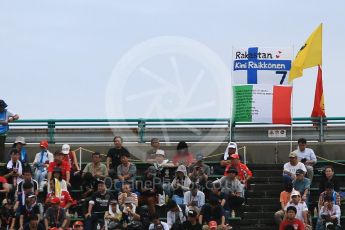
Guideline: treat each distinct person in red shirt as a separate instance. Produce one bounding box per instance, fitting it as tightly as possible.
[47,151,71,185]
[172,141,194,167]
[279,206,304,230]
[224,154,252,188]
[46,178,74,209]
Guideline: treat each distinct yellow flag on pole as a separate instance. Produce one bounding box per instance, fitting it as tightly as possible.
[288,23,322,82]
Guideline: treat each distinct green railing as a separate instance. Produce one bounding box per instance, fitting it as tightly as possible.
[8,117,336,143]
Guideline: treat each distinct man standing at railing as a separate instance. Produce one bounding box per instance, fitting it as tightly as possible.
[0,100,19,161]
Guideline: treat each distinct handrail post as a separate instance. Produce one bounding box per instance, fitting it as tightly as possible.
[320,117,324,142]
[138,119,146,143]
[47,120,55,144]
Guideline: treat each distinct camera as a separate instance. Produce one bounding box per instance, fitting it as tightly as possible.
[301,158,307,163]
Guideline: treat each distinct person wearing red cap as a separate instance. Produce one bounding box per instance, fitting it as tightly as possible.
[47,151,71,185]
[73,221,84,230]
[32,140,54,191]
[224,153,252,189]
[44,197,69,229]
[0,99,19,161]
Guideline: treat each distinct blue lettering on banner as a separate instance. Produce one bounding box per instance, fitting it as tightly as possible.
[233,47,292,84]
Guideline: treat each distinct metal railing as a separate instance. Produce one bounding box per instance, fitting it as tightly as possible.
[7,117,339,143]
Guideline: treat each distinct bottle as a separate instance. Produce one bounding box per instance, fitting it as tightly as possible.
[74,211,78,218]
[313,207,318,217]
[231,210,236,218]
[96,223,101,230]
[210,166,214,174]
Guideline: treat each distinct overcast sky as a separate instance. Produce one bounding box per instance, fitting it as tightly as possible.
[1,0,344,120]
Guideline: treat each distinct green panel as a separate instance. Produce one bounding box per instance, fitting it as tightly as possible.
[233,85,253,122]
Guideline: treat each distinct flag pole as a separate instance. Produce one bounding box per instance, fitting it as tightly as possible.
[290,45,295,153]
[229,46,234,143]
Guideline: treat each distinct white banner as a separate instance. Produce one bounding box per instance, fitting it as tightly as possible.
[232,47,293,85]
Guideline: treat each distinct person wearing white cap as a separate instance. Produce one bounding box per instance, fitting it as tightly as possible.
[12,136,28,165]
[284,190,310,227]
[153,149,174,168]
[215,142,238,175]
[61,144,80,172]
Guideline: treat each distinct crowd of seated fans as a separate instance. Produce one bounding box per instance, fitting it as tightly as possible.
[0,136,253,230]
[0,136,342,230]
[277,138,342,230]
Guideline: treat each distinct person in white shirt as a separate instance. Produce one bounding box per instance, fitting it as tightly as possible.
[166,200,186,229]
[284,190,310,228]
[294,138,317,182]
[183,183,205,213]
[283,152,307,184]
[32,140,54,191]
[149,214,170,230]
[316,195,341,230]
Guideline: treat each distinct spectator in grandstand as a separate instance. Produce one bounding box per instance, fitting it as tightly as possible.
[83,152,108,180]
[184,183,205,214]
[47,151,71,185]
[104,200,122,230]
[115,152,136,190]
[12,136,28,166]
[72,221,84,230]
[208,182,225,206]
[318,182,341,210]
[188,153,210,188]
[24,214,44,230]
[182,209,202,230]
[44,197,69,229]
[106,136,130,178]
[199,197,230,230]
[274,182,293,225]
[0,176,10,202]
[284,190,310,227]
[85,180,114,230]
[0,99,19,161]
[282,152,307,184]
[173,141,194,167]
[316,195,341,230]
[3,148,23,200]
[224,153,252,190]
[279,206,304,230]
[151,149,175,169]
[0,198,14,230]
[217,168,244,214]
[46,177,74,210]
[81,172,97,199]
[149,214,170,230]
[172,165,192,192]
[121,197,141,229]
[294,138,317,181]
[220,142,237,166]
[319,165,341,193]
[61,144,80,172]
[16,167,38,198]
[16,193,41,230]
[293,169,310,203]
[146,138,161,163]
[32,140,54,191]
[118,183,138,208]
[13,181,35,212]
[166,199,186,229]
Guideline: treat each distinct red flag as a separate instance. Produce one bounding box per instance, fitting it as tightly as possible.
[311,65,326,118]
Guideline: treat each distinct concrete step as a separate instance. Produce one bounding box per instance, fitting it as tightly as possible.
[246,197,277,205]
[246,190,279,198]
[244,204,280,212]
[252,170,282,177]
[250,176,282,183]
[250,183,283,191]
[243,212,274,219]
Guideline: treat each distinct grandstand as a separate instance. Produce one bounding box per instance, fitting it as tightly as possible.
[1,118,344,229]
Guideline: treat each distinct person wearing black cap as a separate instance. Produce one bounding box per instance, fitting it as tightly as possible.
[279,206,304,230]
[0,99,19,161]
[182,209,202,230]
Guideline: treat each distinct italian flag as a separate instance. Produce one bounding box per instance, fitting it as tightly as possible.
[233,85,292,124]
